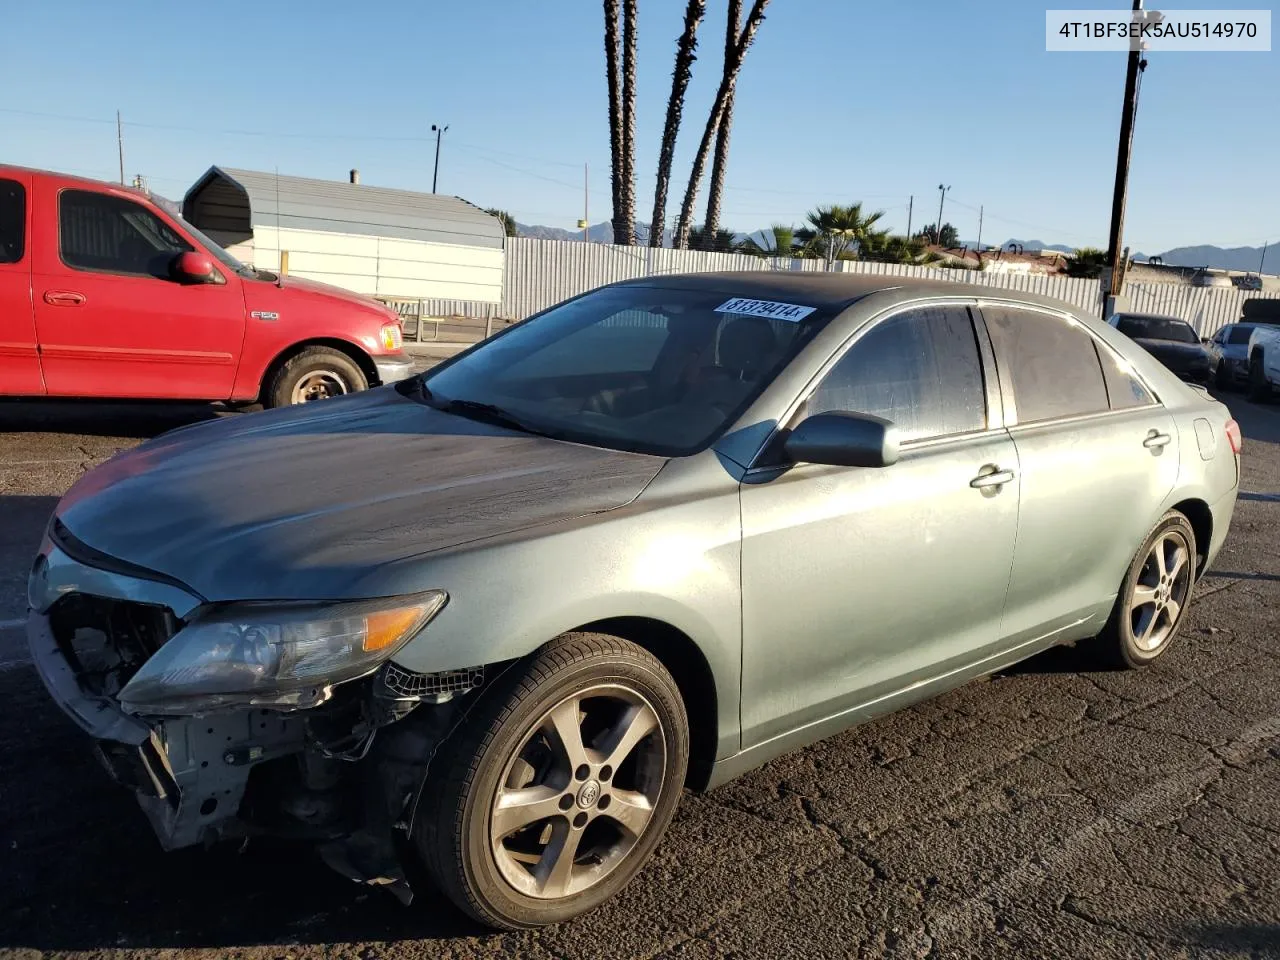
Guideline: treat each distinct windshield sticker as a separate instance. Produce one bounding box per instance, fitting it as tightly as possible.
[714,297,817,322]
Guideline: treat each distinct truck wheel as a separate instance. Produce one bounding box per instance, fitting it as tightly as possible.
[415,633,689,930]
[1248,353,1272,402]
[266,347,368,408]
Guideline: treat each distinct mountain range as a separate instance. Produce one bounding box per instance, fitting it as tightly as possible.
[514,222,1272,275]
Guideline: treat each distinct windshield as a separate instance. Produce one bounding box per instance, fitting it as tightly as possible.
[174,216,255,278]
[418,286,829,456]
[1116,315,1198,344]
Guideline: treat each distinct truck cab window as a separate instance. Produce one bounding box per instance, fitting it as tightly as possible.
[59,189,192,279]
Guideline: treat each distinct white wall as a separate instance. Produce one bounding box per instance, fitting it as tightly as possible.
[244,225,503,303]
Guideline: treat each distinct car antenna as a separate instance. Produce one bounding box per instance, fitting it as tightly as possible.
[274,166,284,288]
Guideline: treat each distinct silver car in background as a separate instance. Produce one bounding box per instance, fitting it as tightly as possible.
[27,274,1241,929]
[1206,322,1263,390]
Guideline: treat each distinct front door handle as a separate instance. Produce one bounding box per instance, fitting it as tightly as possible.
[970,466,1016,489]
[43,290,87,306]
[1143,430,1172,449]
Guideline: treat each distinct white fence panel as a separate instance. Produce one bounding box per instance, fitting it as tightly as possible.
[1123,284,1280,336]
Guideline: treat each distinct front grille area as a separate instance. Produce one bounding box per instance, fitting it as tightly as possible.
[48,594,180,698]
[381,661,484,701]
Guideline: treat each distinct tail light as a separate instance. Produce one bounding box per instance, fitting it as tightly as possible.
[379,322,404,351]
[1224,418,1242,455]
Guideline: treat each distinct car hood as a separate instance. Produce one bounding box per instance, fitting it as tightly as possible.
[54,388,666,602]
[1134,339,1209,362]
[243,274,396,320]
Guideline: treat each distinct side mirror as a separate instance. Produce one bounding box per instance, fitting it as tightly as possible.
[783,411,900,468]
[172,251,216,283]
[1201,337,1213,346]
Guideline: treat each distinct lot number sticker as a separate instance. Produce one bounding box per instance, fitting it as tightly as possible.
[714,297,817,322]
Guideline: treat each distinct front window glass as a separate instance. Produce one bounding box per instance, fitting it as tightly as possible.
[59,189,192,279]
[804,305,986,442]
[1227,326,1253,345]
[418,286,829,456]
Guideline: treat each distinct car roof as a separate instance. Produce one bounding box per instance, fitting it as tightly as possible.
[614,271,1084,316]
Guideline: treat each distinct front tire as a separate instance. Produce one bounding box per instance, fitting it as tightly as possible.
[1214,360,1233,391]
[265,346,368,408]
[415,634,689,930]
[1096,510,1197,669]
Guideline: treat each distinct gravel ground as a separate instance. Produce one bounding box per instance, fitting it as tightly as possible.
[0,389,1277,960]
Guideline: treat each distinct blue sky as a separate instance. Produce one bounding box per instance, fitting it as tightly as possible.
[3,0,1275,252]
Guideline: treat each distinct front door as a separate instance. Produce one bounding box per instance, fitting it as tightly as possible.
[978,303,1180,645]
[31,185,245,400]
[739,303,1021,749]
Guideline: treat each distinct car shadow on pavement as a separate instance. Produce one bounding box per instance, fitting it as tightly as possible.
[1177,924,1280,955]
[0,399,229,439]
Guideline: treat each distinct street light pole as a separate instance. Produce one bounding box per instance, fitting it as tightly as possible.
[936,184,950,246]
[431,124,449,193]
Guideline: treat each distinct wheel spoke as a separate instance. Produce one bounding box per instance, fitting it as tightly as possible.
[1154,540,1170,578]
[546,696,590,771]
[537,823,583,898]
[1167,546,1189,582]
[601,704,659,772]
[1163,597,1181,625]
[1131,583,1159,608]
[1134,605,1159,649]
[492,785,564,839]
[603,788,655,839]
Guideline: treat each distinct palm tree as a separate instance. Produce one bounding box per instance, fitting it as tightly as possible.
[619,0,638,244]
[483,208,517,237]
[739,223,796,258]
[701,0,741,243]
[649,0,707,248]
[794,203,886,262]
[675,0,771,249]
[858,231,926,264]
[687,224,737,252]
[603,0,626,245]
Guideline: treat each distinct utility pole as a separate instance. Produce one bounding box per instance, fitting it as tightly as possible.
[116,111,125,185]
[976,204,984,253]
[936,184,950,245]
[906,195,913,238]
[430,124,449,193]
[583,163,590,243]
[1104,0,1147,312]
[1259,241,1269,275]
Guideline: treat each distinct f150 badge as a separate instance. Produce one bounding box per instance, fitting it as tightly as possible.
[250,311,280,321]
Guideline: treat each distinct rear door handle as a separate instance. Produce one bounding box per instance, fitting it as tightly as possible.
[1143,431,1172,449]
[43,291,86,306]
[970,466,1016,489]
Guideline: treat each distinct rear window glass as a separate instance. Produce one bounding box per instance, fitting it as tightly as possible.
[984,306,1110,423]
[0,179,24,264]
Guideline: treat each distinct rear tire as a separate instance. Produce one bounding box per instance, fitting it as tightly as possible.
[415,633,689,930]
[1095,510,1197,669]
[1248,353,1272,402]
[1214,361,1233,391]
[265,346,368,408]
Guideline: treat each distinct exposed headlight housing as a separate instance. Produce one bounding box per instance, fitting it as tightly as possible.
[117,591,446,716]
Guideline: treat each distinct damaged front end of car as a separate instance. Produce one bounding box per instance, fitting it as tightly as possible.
[26,528,485,905]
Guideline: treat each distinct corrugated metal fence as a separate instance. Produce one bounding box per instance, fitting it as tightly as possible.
[403,237,1280,337]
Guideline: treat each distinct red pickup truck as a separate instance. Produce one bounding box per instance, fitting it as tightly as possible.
[0,166,414,407]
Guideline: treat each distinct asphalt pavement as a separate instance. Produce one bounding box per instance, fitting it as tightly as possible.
[1,388,1278,960]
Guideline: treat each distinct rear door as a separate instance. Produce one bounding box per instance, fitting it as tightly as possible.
[30,183,245,400]
[0,173,43,395]
[978,302,1178,646]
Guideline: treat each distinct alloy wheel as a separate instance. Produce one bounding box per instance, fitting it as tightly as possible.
[489,683,666,900]
[1128,529,1192,651]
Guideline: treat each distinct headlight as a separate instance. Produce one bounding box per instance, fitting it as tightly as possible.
[380,322,404,351]
[117,591,446,715]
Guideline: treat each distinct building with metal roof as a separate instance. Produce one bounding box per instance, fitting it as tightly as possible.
[183,167,504,304]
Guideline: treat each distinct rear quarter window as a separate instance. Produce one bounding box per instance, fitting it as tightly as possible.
[0,179,24,264]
